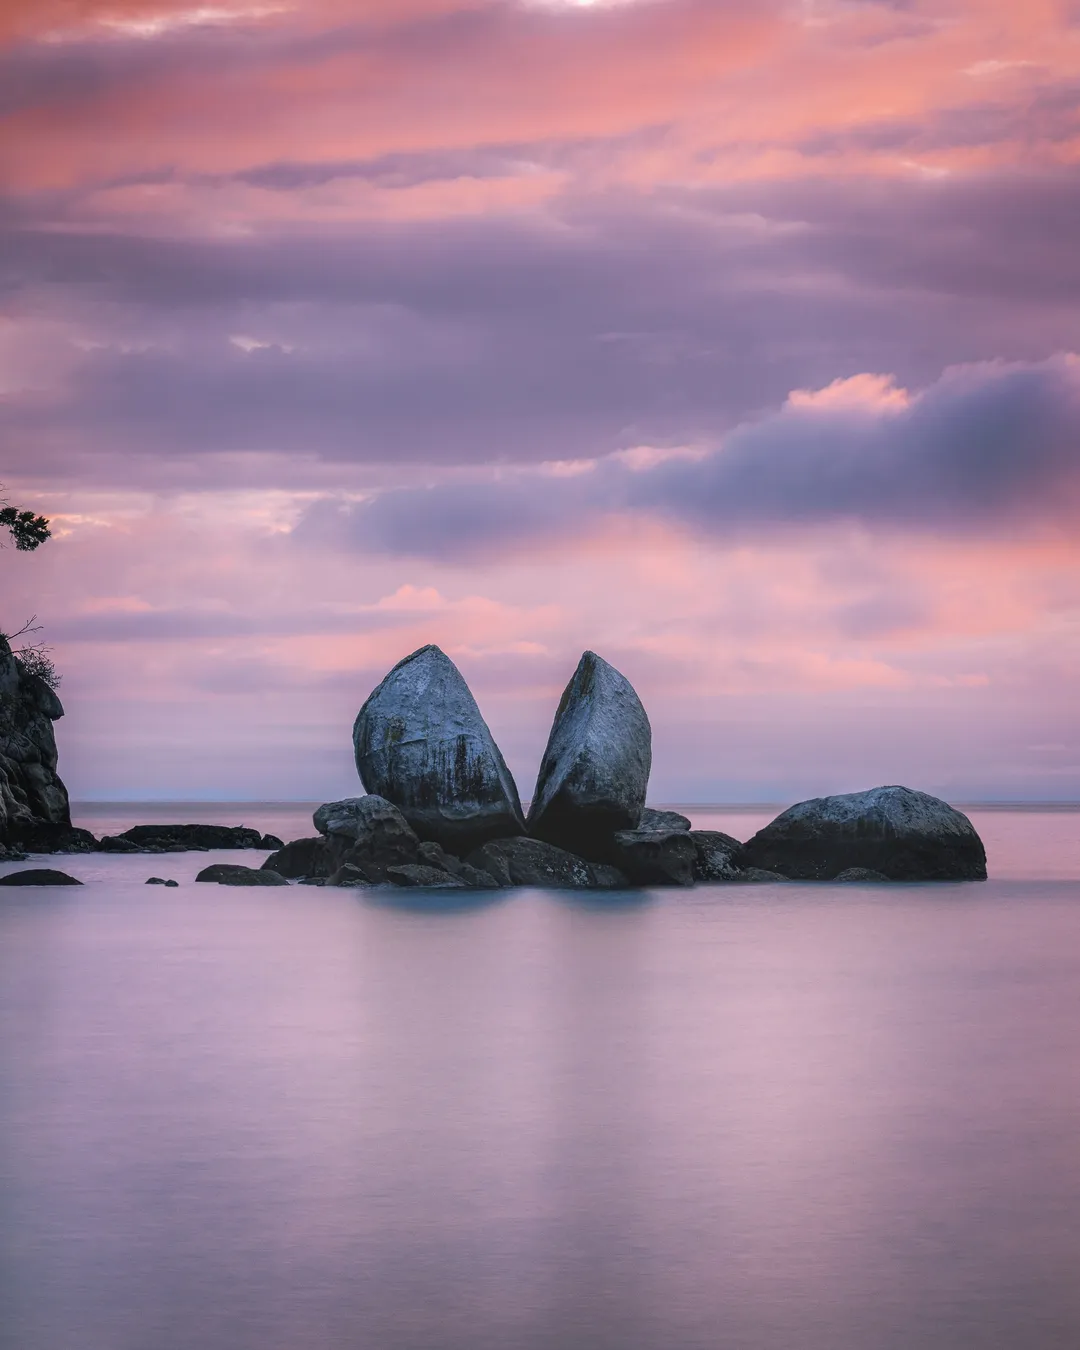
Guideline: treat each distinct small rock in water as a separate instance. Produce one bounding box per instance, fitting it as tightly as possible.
[145,877,166,885]
[262,837,333,880]
[739,786,987,881]
[690,830,743,882]
[527,651,651,860]
[0,868,83,886]
[353,646,525,853]
[98,835,140,853]
[120,824,267,851]
[195,863,289,886]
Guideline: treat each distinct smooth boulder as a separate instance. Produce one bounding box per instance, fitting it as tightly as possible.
[738,786,987,881]
[527,651,651,859]
[262,836,333,880]
[353,646,525,853]
[467,836,626,889]
[0,868,83,886]
[195,863,288,886]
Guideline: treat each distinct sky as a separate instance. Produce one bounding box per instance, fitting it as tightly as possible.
[3,0,1080,804]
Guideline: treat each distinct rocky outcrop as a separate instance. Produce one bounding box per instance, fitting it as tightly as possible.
[353,645,525,853]
[0,867,82,886]
[467,836,626,889]
[0,636,73,850]
[262,836,333,880]
[195,863,289,886]
[608,829,696,886]
[116,824,281,851]
[639,808,691,832]
[690,830,743,881]
[738,786,987,881]
[527,651,651,859]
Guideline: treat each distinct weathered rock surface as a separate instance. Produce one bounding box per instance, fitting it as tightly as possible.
[195,863,289,886]
[736,867,789,883]
[318,795,428,881]
[0,867,82,886]
[353,646,524,853]
[527,651,652,859]
[739,786,987,881]
[0,636,73,850]
[262,836,333,880]
[833,867,890,883]
[119,824,276,851]
[415,840,497,888]
[466,836,626,889]
[385,864,469,889]
[639,808,691,832]
[325,863,373,888]
[98,835,140,853]
[690,830,743,882]
[609,829,697,886]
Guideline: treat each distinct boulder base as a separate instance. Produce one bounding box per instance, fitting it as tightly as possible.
[527,651,651,859]
[467,836,626,889]
[353,645,524,853]
[262,836,333,880]
[738,786,987,881]
[690,830,743,881]
[609,830,696,886]
[639,808,691,832]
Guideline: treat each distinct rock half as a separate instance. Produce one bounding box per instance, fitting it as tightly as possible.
[738,786,987,881]
[527,651,651,859]
[353,646,524,853]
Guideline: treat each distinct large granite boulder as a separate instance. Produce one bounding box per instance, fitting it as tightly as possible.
[315,794,425,882]
[738,786,987,881]
[353,646,524,853]
[467,836,626,889]
[609,829,696,886]
[0,636,73,850]
[526,651,651,859]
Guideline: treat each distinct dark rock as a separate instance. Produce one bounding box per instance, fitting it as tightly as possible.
[317,795,427,882]
[527,651,651,859]
[416,840,497,888]
[11,822,98,854]
[353,645,525,853]
[195,863,289,886]
[120,824,266,851]
[0,845,27,861]
[833,867,890,883]
[609,829,696,886]
[735,867,789,883]
[164,879,179,887]
[639,808,691,832]
[738,786,987,881]
[259,834,284,850]
[466,835,624,889]
[99,835,140,854]
[0,868,83,886]
[261,836,333,880]
[0,636,73,851]
[325,863,375,888]
[690,829,743,881]
[145,876,167,884]
[384,864,468,889]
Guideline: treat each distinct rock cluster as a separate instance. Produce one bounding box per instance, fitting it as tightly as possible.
[254,645,988,891]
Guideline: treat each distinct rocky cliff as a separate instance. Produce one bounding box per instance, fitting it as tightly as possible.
[0,634,72,848]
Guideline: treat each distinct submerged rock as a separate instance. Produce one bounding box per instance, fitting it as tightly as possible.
[466,836,626,889]
[833,867,890,883]
[353,646,525,853]
[527,651,651,859]
[739,786,987,881]
[609,830,696,887]
[690,830,743,882]
[195,863,289,886]
[0,868,82,886]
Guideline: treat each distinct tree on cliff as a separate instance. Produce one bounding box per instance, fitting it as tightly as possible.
[0,488,50,551]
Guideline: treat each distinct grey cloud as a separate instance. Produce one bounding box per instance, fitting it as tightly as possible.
[296,355,1080,559]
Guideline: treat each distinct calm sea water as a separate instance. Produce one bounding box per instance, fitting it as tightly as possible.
[2,805,1080,1350]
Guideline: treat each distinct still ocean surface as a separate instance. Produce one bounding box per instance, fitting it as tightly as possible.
[2,804,1080,1350]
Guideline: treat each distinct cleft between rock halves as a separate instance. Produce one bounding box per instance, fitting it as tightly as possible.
[353,645,524,854]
